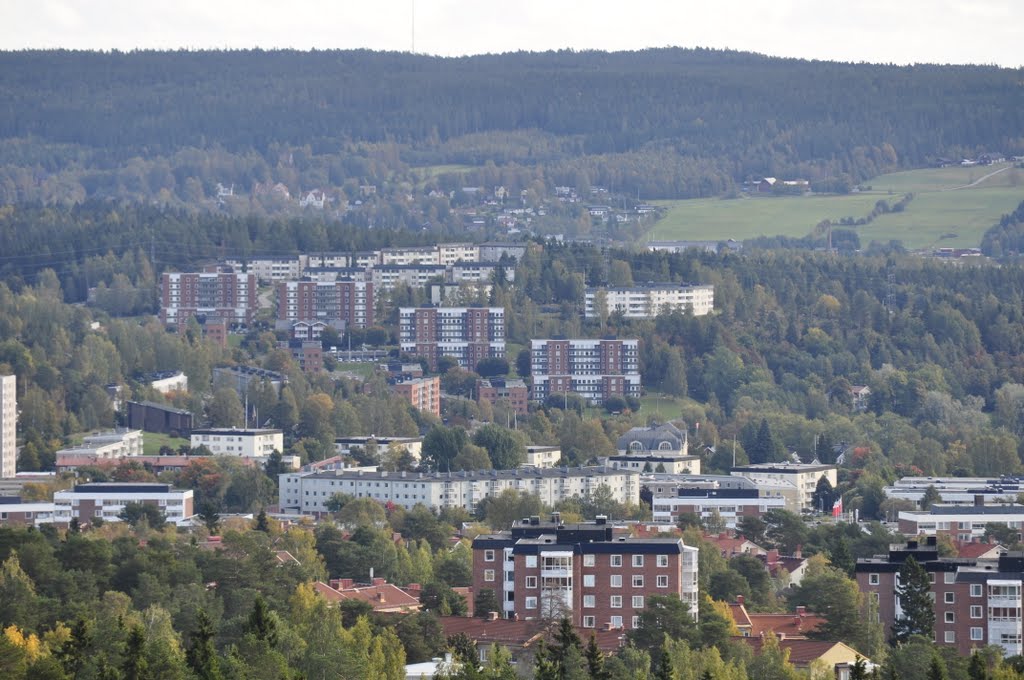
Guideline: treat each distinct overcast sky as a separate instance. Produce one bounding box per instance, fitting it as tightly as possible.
[4,0,1022,67]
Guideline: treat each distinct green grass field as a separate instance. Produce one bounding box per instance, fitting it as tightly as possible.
[330,362,378,379]
[650,163,1024,249]
[142,432,190,455]
[413,164,478,178]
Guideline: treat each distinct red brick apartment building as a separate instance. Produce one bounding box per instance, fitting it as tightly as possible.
[391,376,441,418]
[399,306,505,370]
[277,280,374,329]
[476,378,529,416]
[472,515,698,631]
[856,537,1024,657]
[529,339,640,406]
[161,270,257,327]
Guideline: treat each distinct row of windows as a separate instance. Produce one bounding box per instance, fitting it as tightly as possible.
[484,551,669,568]
[483,570,670,589]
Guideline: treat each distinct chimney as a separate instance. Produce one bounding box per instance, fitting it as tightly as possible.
[595,515,607,525]
[796,606,806,616]
[975,494,985,507]
[793,544,802,559]
[377,592,386,602]
[736,595,744,605]
[488,611,499,621]
[373,577,386,586]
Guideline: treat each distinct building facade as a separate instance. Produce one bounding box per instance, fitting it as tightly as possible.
[1,374,15,479]
[897,504,1024,542]
[279,466,640,514]
[53,483,195,526]
[585,284,715,319]
[471,516,699,628]
[730,463,837,511]
[530,339,641,405]
[56,429,144,463]
[190,428,284,459]
[0,498,56,527]
[857,538,1024,657]
[126,401,193,437]
[391,376,441,417]
[650,489,787,528]
[399,306,506,371]
[160,271,257,327]
[477,378,529,416]
[277,280,374,329]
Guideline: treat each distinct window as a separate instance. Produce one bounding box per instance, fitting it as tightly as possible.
[945,612,955,624]
[632,596,644,609]
[633,575,644,588]
[611,575,622,588]
[611,596,622,608]
[484,570,495,582]
[583,616,596,629]
[945,592,955,604]
[526,597,537,610]
[632,555,644,568]
[526,576,537,589]
[583,554,595,567]
[657,555,669,568]
[944,572,955,584]
[484,549,495,562]
[971,606,982,619]
[584,575,595,587]
[584,595,595,608]
[610,616,623,629]
[632,616,641,629]
[868,573,880,586]
[611,555,623,567]
[526,556,537,568]
[972,584,983,597]
[971,627,984,641]
[944,631,956,644]
[657,575,669,588]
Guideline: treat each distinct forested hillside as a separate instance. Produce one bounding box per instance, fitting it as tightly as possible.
[0,49,1021,204]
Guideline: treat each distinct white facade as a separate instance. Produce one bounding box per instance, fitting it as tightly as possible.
[57,429,144,460]
[372,265,448,292]
[191,428,284,459]
[730,463,837,510]
[334,436,423,463]
[1,375,15,479]
[585,284,715,319]
[150,372,188,394]
[437,243,480,266]
[248,258,303,282]
[609,455,701,475]
[53,483,195,526]
[279,467,641,514]
[523,446,562,469]
[380,247,441,266]
[651,493,787,528]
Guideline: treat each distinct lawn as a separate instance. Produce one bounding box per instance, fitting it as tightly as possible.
[649,163,1024,249]
[142,431,190,455]
[413,164,478,178]
[330,362,378,379]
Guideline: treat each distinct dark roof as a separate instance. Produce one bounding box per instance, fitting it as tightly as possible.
[71,483,174,493]
[128,400,192,416]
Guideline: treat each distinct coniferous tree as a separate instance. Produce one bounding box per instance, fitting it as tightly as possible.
[585,634,609,680]
[245,595,278,647]
[186,610,222,680]
[892,556,935,643]
[928,654,948,680]
[653,641,676,680]
[254,509,270,533]
[122,625,148,680]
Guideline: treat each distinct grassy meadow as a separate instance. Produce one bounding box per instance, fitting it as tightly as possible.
[650,163,1024,249]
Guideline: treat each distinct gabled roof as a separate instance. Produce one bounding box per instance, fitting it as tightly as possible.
[736,637,867,667]
[437,617,626,653]
[314,581,421,612]
[703,533,766,556]
[953,540,1005,560]
[727,601,825,639]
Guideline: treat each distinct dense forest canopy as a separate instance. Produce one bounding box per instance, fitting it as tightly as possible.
[0,48,1022,202]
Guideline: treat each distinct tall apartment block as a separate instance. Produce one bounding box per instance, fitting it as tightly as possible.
[857,537,1024,657]
[399,306,505,371]
[585,284,715,319]
[530,339,640,405]
[160,271,257,327]
[277,280,374,329]
[391,376,441,418]
[1,375,15,479]
[472,515,699,628]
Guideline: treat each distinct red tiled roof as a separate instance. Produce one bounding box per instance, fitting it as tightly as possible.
[735,637,866,666]
[437,617,626,653]
[703,533,765,556]
[314,580,421,612]
[953,541,1004,559]
[727,601,824,638]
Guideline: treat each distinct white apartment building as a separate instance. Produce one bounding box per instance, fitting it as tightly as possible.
[380,247,441,266]
[585,284,715,319]
[651,490,787,528]
[279,466,641,514]
[897,504,1024,541]
[609,454,701,475]
[1,375,15,479]
[191,428,284,459]
[371,265,448,292]
[54,483,195,526]
[885,477,1024,507]
[730,462,838,511]
[523,446,562,469]
[437,243,480,266]
[56,429,144,461]
[335,436,423,462]
[150,371,188,394]
[449,262,515,284]
[246,258,303,282]
[530,338,641,405]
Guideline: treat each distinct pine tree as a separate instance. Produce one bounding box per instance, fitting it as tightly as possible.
[186,610,222,680]
[653,641,676,680]
[928,654,948,680]
[122,625,148,680]
[967,652,989,680]
[245,595,278,647]
[585,634,609,680]
[891,556,935,643]
[550,618,583,657]
[254,509,270,533]
[851,656,869,680]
